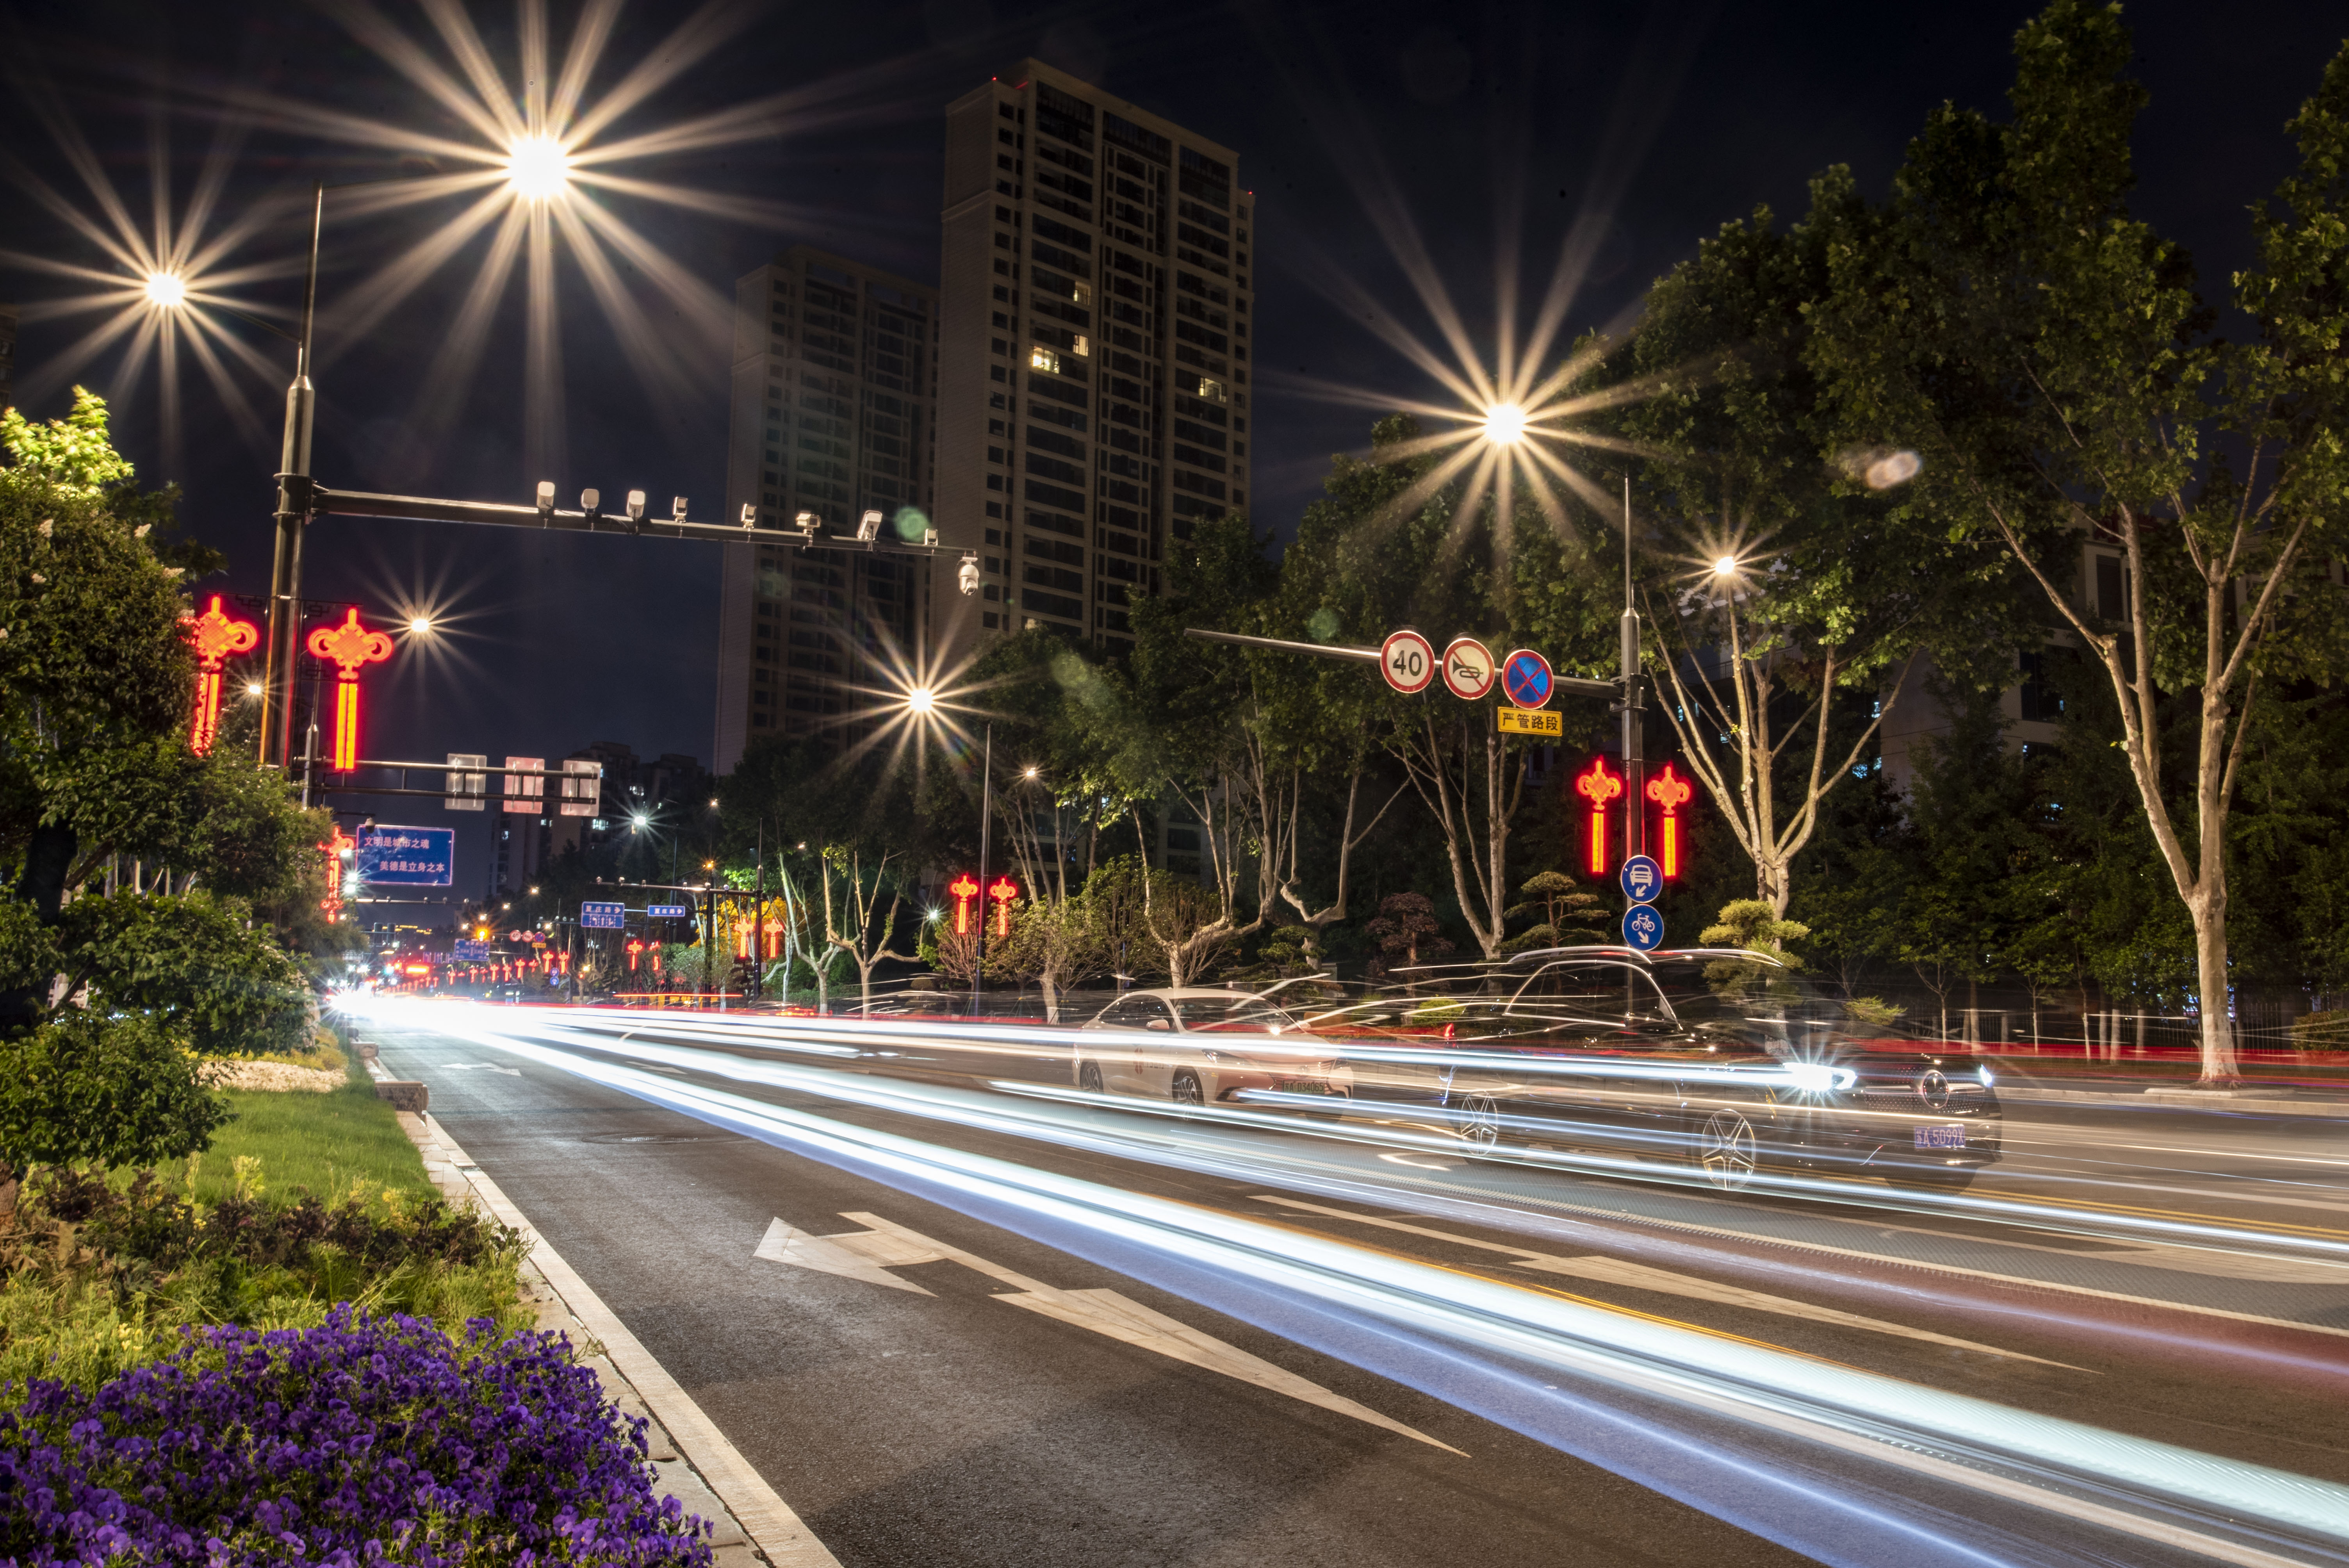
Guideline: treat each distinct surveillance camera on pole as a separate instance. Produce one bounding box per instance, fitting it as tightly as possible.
[958,552,981,597]
[795,510,820,540]
[739,504,757,531]
[535,480,555,526]
[625,490,646,533]
[856,509,882,542]
[580,488,600,520]
[672,496,689,523]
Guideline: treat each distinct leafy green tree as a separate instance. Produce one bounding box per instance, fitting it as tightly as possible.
[1810,6,2349,1081]
[1502,871,1610,953]
[0,390,319,1171]
[1621,173,2027,919]
[1699,900,1811,960]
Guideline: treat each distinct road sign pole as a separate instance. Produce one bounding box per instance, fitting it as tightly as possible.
[1621,474,1644,866]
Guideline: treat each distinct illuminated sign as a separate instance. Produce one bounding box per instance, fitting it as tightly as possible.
[181,594,258,756]
[1646,762,1694,879]
[1574,757,1623,876]
[305,608,393,772]
[319,824,355,922]
[988,874,1019,937]
[357,825,455,887]
[947,872,980,935]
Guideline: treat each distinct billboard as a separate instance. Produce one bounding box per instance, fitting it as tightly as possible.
[358,825,455,886]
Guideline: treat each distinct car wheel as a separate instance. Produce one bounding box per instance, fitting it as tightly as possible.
[1456,1092,1504,1159]
[1078,1061,1105,1095]
[1889,1165,1976,1194]
[1171,1069,1205,1107]
[1691,1106,1760,1192]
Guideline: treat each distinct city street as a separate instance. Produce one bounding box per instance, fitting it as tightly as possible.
[361,1003,2349,1568]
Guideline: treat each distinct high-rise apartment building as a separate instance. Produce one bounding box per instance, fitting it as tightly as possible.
[713,247,938,774]
[934,61,1255,660]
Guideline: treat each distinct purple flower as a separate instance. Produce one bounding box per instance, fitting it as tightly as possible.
[0,1308,713,1567]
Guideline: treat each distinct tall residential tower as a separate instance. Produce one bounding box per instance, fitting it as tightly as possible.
[713,246,938,774]
[935,61,1255,660]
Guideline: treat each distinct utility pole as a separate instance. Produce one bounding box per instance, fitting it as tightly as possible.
[753,817,766,1003]
[973,722,994,1012]
[1621,473,1644,863]
[260,186,324,770]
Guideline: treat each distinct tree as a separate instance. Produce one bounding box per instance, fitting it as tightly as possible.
[1,390,317,1171]
[1620,176,2023,918]
[990,895,1109,1022]
[1365,892,1453,973]
[1699,900,1811,960]
[817,844,916,1016]
[1503,871,1611,953]
[1811,6,2349,1082]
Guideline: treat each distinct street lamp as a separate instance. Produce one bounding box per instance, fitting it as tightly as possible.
[143,271,186,308]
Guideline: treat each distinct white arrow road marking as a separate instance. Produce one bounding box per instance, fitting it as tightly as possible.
[752,1210,1461,1453]
[440,1064,523,1075]
[754,1219,938,1295]
[1255,1195,2084,1371]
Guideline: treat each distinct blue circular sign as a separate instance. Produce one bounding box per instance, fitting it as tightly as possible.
[1618,854,1663,905]
[1501,648,1554,709]
[1621,903,1665,951]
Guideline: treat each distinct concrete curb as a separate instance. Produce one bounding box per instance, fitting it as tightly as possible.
[373,1061,840,1568]
[2000,1085,2349,1118]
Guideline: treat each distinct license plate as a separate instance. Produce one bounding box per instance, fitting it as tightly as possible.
[1914,1124,1966,1150]
[1280,1080,1328,1095]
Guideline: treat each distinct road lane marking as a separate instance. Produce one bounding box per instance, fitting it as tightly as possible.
[1254,1195,2085,1369]
[753,1209,1465,1454]
[754,1220,938,1295]
[414,1116,842,1568]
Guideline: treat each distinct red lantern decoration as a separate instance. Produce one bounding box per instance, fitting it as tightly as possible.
[987,874,1019,937]
[1646,763,1694,879]
[947,872,980,935]
[305,608,394,772]
[181,595,258,756]
[319,824,355,923]
[1574,757,1623,876]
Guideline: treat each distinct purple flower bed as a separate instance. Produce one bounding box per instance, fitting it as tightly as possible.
[0,1307,712,1567]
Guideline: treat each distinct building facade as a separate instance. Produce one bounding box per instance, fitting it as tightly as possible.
[934,61,1256,661]
[713,248,939,774]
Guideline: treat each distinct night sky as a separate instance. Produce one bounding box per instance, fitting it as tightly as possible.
[2,0,2338,892]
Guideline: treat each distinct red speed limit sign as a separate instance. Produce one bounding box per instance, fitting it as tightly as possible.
[1380,629,1436,693]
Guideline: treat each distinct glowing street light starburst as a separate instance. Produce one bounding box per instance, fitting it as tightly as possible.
[0,85,307,469]
[501,134,574,202]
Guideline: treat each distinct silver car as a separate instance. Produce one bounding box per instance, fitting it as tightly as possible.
[1075,988,1355,1110]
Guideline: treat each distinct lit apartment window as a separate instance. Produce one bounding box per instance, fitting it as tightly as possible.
[1073,280,1093,306]
[1069,335,1091,358]
[1194,376,1228,403]
[1031,345,1062,374]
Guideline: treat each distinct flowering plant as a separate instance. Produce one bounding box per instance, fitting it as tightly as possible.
[0,1307,712,1566]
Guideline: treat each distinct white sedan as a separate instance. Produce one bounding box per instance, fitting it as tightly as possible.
[1074,988,1355,1110]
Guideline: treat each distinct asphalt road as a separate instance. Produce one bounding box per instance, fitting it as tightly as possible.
[359,1003,2349,1568]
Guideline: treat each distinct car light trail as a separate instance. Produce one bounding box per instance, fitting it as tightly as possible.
[397,999,2349,1272]
[411,1016,2349,1568]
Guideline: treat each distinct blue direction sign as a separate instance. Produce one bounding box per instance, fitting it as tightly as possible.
[453,939,497,962]
[646,903,691,920]
[1622,903,1665,951]
[1619,854,1663,905]
[1501,648,1554,710]
[357,825,454,887]
[580,901,626,930]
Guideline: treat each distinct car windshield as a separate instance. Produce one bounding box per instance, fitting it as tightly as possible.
[1173,996,1294,1032]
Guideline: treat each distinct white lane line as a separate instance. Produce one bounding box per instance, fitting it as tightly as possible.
[749,1208,1464,1454]
[1254,1196,2085,1370]
[423,1115,843,1568]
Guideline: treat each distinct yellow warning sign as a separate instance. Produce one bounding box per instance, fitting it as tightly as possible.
[1497,706,1562,736]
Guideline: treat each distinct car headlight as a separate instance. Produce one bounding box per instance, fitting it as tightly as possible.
[1977,1065,1995,1087]
[1785,1062,1856,1094]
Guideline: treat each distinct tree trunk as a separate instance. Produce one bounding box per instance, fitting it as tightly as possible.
[2190,894,2241,1084]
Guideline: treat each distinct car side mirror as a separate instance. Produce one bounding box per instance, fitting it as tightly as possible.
[1145,1018,1171,1032]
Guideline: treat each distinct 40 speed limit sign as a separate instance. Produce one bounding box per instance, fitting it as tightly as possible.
[1380,629,1436,694]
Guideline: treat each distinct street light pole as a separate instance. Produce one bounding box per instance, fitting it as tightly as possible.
[260,184,325,770]
[1621,473,1644,864]
[973,721,993,1011]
